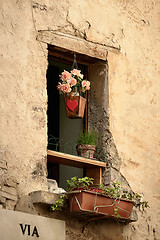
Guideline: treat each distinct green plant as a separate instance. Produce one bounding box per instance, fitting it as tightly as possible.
[77,131,98,145]
[66,176,94,191]
[97,181,149,212]
[51,194,66,211]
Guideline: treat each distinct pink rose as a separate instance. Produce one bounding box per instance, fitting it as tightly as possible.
[57,82,63,93]
[86,81,90,90]
[81,80,90,92]
[71,69,81,77]
[61,70,71,82]
[70,77,77,86]
[62,83,71,93]
[80,73,84,78]
[82,80,87,87]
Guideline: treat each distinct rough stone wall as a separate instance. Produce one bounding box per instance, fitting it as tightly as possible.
[0,0,160,240]
[88,61,125,187]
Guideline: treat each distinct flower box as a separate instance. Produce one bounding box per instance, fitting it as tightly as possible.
[69,190,134,219]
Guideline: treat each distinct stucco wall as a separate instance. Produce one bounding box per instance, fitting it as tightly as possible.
[107,2,160,239]
[0,0,160,239]
[0,0,48,195]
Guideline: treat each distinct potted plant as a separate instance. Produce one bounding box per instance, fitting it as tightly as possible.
[51,177,149,220]
[76,131,98,159]
[52,177,149,219]
[57,69,90,119]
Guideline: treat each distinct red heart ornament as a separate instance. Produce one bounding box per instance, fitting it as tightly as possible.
[67,100,78,112]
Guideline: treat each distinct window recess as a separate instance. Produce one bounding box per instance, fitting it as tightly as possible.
[47,45,106,188]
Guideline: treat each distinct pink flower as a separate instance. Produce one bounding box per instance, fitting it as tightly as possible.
[80,73,84,78]
[86,81,90,90]
[58,69,90,95]
[57,82,63,93]
[61,70,71,82]
[82,80,87,87]
[70,77,77,86]
[57,82,71,93]
[81,80,90,92]
[71,69,81,77]
[61,83,71,93]
[66,79,71,84]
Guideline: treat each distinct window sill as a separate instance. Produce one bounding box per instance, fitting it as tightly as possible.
[47,150,106,168]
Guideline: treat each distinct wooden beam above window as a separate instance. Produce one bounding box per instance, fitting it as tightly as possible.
[48,45,98,65]
[37,31,109,61]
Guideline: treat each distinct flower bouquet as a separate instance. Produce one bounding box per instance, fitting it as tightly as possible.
[57,69,90,95]
[57,69,90,119]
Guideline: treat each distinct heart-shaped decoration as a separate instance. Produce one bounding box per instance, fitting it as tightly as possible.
[67,100,78,112]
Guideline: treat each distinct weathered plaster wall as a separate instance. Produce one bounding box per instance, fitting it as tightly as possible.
[107,2,160,239]
[0,0,48,196]
[0,0,160,239]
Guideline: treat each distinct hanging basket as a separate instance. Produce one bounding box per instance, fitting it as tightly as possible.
[64,95,86,119]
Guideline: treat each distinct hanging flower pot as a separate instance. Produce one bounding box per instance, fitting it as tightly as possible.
[57,69,90,119]
[64,95,86,119]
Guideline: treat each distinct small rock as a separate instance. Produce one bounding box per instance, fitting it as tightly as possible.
[52,188,66,194]
[47,179,58,192]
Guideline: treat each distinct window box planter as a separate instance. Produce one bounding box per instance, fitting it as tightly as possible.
[69,190,134,220]
[51,177,148,222]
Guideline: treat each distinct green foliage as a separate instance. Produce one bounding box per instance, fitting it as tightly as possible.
[114,208,120,219]
[97,181,121,198]
[77,131,98,145]
[51,194,66,211]
[67,176,94,191]
[97,181,149,212]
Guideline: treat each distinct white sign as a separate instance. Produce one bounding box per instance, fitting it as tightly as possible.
[0,209,65,240]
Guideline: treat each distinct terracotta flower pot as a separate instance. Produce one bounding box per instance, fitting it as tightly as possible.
[76,145,96,159]
[69,190,134,219]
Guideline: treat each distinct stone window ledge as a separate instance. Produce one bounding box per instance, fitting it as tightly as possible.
[29,190,60,205]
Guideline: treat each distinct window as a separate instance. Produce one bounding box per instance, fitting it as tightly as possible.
[47,45,106,188]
